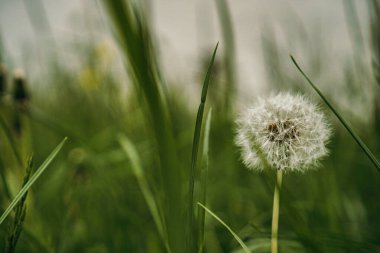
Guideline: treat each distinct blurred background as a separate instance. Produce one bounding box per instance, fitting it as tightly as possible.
[0,0,379,252]
[0,1,372,100]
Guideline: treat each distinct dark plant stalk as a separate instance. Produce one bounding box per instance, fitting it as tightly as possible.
[5,156,33,253]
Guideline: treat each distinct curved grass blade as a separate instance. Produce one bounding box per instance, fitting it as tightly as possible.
[0,137,67,225]
[118,134,171,253]
[197,202,251,253]
[102,3,184,249]
[188,42,219,251]
[290,55,380,172]
[197,109,212,253]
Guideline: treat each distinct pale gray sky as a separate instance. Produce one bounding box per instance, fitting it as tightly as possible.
[0,0,372,102]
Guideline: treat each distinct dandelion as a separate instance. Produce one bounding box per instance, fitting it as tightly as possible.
[235,92,330,172]
[235,92,331,253]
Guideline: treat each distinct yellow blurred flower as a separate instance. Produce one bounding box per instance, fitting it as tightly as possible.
[78,68,98,91]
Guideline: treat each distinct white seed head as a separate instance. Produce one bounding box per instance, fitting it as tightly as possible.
[235,93,331,173]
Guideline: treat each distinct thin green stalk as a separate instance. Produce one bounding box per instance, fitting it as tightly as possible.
[102,2,184,250]
[118,135,171,253]
[0,137,67,225]
[215,0,236,115]
[6,156,33,253]
[197,109,212,253]
[271,170,283,253]
[188,43,218,252]
[291,55,380,172]
[197,203,251,253]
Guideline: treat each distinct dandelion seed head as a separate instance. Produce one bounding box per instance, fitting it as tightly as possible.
[235,93,331,173]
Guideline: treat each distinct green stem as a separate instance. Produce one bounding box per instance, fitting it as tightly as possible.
[271,170,283,253]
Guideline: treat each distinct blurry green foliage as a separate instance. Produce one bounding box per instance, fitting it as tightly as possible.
[0,1,379,252]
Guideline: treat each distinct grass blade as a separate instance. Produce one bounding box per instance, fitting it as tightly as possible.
[0,137,67,225]
[103,2,184,249]
[197,202,251,253]
[215,0,236,114]
[6,156,33,253]
[197,109,212,253]
[290,55,380,172]
[118,134,171,253]
[188,42,219,251]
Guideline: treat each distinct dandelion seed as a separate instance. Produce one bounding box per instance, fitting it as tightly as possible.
[235,92,331,172]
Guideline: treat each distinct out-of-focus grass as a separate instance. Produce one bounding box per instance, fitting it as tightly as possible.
[0,137,66,225]
[0,1,379,253]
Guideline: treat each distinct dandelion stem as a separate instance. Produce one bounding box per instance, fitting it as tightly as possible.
[271,170,282,253]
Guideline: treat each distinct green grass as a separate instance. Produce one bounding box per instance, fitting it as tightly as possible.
[197,202,251,253]
[119,134,171,253]
[188,42,218,253]
[0,1,380,252]
[197,109,213,253]
[0,137,67,225]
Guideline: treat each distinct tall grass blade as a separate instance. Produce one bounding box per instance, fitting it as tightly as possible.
[6,156,33,253]
[102,1,183,250]
[0,137,67,225]
[196,109,212,253]
[118,134,171,253]
[367,0,380,129]
[188,43,219,251]
[369,0,380,84]
[197,202,251,253]
[215,0,236,114]
[290,55,380,172]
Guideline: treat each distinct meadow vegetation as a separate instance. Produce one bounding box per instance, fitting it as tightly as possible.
[0,0,380,252]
